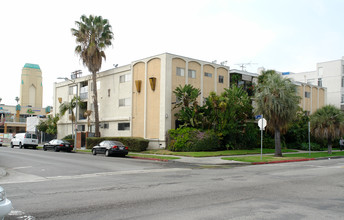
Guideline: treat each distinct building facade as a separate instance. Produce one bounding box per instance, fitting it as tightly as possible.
[284,57,343,110]
[54,53,326,149]
[20,63,43,108]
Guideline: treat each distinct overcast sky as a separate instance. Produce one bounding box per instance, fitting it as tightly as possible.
[1,0,343,107]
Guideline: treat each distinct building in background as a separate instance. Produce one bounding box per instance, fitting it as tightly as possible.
[20,63,43,108]
[283,56,343,110]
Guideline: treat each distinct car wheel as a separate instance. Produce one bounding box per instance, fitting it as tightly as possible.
[92,149,97,155]
[10,142,14,148]
[19,143,23,149]
[105,150,110,157]
[54,146,58,152]
[43,146,47,151]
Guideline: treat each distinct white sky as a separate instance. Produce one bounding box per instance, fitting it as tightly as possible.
[1,0,343,107]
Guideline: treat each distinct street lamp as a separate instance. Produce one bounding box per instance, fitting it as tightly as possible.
[15,96,20,104]
[57,76,79,151]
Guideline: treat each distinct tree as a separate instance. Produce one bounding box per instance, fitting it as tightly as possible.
[37,114,59,136]
[71,15,114,137]
[59,96,81,138]
[310,105,344,154]
[83,110,92,132]
[173,84,202,128]
[254,70,300,157]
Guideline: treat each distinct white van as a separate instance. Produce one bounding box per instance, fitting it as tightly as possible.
[10,133,38,149]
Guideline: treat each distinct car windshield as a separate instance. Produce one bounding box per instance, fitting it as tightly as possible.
[62,140,70,144]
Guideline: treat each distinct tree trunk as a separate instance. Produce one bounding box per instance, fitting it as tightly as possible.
[92,72,100,137]
[274,126,282,157]
[328,138,332,155]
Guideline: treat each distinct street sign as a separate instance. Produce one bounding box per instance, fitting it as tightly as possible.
[255,115,262,119]
[258,118,267,130]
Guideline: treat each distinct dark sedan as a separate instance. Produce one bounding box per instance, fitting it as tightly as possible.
[92,140,128,157]
[43,139,73,152]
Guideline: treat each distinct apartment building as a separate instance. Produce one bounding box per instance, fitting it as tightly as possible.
[54,53,326,149]
[284,57,343,110]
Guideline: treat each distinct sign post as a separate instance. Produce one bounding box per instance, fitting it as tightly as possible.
[258,116,267,160]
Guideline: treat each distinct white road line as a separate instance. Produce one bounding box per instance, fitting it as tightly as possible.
[10,166,33,170]
[0,168,191,184]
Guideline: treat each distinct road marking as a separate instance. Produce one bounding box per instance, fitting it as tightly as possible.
[11,166,33,170]
[0,168,191,184]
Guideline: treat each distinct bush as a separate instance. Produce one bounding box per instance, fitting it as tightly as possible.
[63,138,74,144]
[167,127,222,152]
[300,142,324,151]
[86,137,149,152]
[63,134,73,139]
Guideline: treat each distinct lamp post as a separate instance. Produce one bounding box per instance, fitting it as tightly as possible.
[57,76,80,151]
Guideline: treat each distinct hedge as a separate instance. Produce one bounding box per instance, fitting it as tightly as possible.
[167,127,222,152]
[86,137,149,152]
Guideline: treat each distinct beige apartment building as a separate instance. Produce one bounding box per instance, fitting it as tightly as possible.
[54,53,326,149]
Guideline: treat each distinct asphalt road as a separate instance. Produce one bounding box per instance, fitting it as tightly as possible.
[0,147,344,220]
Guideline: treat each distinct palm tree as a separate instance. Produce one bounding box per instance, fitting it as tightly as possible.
[173,84,201,109]
[59,96,80,139]
[83,110,92,132]
[310,105,344,154]
[71,15,114,137]
[254,70,300,157]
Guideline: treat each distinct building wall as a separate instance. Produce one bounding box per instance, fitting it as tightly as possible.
[287,57,344,109]
[132,62,145,138]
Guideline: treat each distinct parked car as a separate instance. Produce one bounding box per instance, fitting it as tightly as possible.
[92,140,128,157]
[43,139,73,152]
[0,186,12,220]
[10,133,38,149]
[0,138,2,146]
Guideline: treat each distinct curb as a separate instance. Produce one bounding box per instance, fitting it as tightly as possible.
[128,156,169,162]
[252,158,315,165]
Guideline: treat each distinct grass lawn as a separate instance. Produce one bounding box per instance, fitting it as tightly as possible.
[140,148,298,157]
[222,151,344,163]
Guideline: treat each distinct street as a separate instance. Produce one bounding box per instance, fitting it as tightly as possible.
[0,147,344,220]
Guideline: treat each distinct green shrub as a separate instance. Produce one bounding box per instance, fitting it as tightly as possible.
[167,127,221,152]
[300,142,324,151]
[63,138,74,144]
[63,134,73,139]
[86,137,149,152]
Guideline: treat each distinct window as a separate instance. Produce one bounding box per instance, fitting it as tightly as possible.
[176,67,185,77]
[103,123,109,129]
[342,76,344,88]
[204,72,212,77]
[188,69,196,79]
[341,94,344,104]
[318,78,322,87]
[219,75,224,83]
[118,123,130,131]
[108,89,111,97]
[119,98,131,107]
[77,125,85,131]
[305,91,311,98]
[120,74,131,83]
[69,86,77,95]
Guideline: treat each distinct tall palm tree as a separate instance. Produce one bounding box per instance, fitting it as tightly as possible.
[71,15,114,137]
[310,105,344,154]
[59,96,80,139]
[254,70,300,157]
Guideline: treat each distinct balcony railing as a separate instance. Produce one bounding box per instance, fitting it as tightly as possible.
[80,92,88,100]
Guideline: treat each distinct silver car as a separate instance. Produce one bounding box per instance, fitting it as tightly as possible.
[0,186,12,220]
